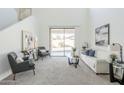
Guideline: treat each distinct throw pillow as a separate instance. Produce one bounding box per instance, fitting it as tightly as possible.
[16,57,24,63]
[40,50,46,53]
[85,50,89,55]
[88,50,95,57]
[85,49,92,55]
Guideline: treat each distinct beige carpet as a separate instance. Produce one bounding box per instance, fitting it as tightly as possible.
[0,57,119,85]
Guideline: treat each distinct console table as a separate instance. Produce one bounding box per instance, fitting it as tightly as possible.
[109,62,124,84]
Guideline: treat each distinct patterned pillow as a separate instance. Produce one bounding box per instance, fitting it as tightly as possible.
[89,50,95,57]
[82,49,91,56]
[16,57,24,63]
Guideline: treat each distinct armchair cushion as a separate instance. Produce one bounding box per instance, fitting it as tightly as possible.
[16,60,34,69]
[40,50,47,53]
[16,57,24,63]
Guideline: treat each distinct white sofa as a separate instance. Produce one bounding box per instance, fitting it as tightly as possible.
[80,50,109,74]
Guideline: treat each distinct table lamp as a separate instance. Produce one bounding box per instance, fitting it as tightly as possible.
[110,43,123,63]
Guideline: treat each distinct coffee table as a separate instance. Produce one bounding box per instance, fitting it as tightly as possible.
[67,55,79,68]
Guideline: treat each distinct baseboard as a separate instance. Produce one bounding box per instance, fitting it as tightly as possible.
[96,73,109,75]
[0,69,12,81]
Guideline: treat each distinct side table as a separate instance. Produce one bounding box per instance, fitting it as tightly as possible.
[109,62,124,84]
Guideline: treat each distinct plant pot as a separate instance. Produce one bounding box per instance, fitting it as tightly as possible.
[112,58,115,62]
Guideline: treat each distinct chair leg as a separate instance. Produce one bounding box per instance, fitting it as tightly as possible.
[75,64,77,68]
[33,69,35,75]
[13,74,16,80]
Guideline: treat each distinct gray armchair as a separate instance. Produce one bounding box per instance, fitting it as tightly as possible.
[38,46,50,60]
[8,52,35,80]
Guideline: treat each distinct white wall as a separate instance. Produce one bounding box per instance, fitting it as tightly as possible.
[32,8,90,51]
[0,16,38,80]
[89,8,124,59]
[0,8,18,30]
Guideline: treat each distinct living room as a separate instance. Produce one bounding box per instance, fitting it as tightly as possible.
[0,8,124,85]
[2,0,124,93]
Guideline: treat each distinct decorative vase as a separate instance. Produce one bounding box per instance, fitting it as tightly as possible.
[112,58,115,62]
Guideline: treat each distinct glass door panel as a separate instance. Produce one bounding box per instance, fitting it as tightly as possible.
[64,29,75,56]
[51,29,64,56]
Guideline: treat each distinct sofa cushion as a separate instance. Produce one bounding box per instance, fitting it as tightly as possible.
[89,50,95,57]
[85,50,90,55]
[82,49,93,56]
[82,51,87,55]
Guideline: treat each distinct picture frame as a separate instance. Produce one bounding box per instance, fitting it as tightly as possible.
[22,30,35,51]
[95,24,110,46]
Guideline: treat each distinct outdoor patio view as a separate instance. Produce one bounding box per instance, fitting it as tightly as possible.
[50,28,75,56]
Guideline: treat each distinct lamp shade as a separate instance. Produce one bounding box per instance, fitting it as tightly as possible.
[82,42,88,47]
[110,43,121,51]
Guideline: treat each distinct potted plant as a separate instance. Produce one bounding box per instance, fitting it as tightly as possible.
[72,47,76,57]
[110,54,118,62]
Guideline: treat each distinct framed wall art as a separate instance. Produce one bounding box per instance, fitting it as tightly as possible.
[22,30,35,51]
[16,8,32,21]
[95,24,110,46]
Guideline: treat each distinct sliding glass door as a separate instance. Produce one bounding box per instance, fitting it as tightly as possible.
[50,28,75,56]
